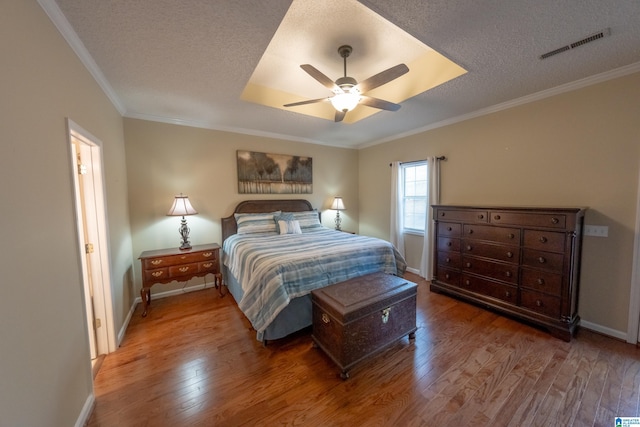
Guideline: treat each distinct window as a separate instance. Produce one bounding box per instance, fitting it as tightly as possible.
[402,161,428,233]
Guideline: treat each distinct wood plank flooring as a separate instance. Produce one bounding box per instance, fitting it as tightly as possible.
[87,273,640,426]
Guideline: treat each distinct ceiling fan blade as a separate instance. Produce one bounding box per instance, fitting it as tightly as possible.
[300,64,339,91]
[334,110,346,122]
[359,96,402,111]
[283,97,328,108]
[356,64,409,93]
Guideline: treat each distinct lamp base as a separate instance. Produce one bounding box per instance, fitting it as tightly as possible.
[178,216,192,250]
[334,211,342,231]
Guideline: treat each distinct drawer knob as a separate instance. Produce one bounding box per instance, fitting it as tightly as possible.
[465,279,470,286]
[445,273,450,279]
[478,214,484,219]
[447,241,452,247]
[445,257,451,263]
[494,215,501,220]
[465,262,472,268]
[322,313,330,324]
[447,226,452,231]
[508,233,515,239]
[539,236,548,243]
[505,271,512,277]
[507,251,513,258]
[151,259,163,265]
[538,257,546,264]
[551,217,559,224]
[468,229,474,234]
[536,300,543,307]
[505,291,511,298]
[537,278,545,285]
[467,245,472,251]
[440,212,445,217]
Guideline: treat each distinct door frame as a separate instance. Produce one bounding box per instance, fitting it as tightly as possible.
[67,118,117,354]
[628,165,640,344]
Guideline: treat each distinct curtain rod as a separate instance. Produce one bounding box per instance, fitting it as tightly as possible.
[389,156,446,167]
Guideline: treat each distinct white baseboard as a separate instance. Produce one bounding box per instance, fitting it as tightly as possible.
[75,393,95,427]
[133,280,218,305]
[579,319,628,341]
[406,267,420,275]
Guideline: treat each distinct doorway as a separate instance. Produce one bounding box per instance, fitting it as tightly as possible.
[67,119,116,359]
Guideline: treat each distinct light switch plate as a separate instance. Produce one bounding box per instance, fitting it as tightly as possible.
[584,225,608,237]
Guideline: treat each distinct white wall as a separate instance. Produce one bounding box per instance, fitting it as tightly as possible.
[0,1,132,425]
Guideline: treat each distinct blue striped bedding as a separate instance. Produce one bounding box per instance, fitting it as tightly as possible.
[222,228,406,337]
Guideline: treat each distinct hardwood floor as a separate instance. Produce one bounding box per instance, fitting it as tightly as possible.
[87,273,640,426]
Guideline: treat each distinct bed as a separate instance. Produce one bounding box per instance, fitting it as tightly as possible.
[221,199,407,342]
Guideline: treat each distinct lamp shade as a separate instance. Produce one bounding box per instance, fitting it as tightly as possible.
[331,197,345,211]
[167,194,198,217]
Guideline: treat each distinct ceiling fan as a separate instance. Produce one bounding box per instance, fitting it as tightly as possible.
[283,45,409,122]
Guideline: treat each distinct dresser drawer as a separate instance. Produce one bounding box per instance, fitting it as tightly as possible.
[463,224,520,244]
[461,274,517,305]
[490,211,566,229]
[520,290,561,318]
[521,268,562,296]
[169,263,199,277]
[463,241,519,264]
[144,250,217,269]
[436,208,488,223]
[462,256,519,284]
[437,237,461,252]
[437,251,461,269]
[437,222,461,238]
[523,230,566,253]
[522,249,564,273]
[199,260,219,273]
[143,268,170,283]
[435,267,461,287]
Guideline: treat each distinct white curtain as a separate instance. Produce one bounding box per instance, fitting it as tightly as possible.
[389,161,405,257]
[419,157,441,279]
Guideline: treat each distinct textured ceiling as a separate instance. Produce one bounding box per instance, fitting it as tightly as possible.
[45,0,640,148]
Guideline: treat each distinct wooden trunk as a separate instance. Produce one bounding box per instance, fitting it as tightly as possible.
[311,272,417,379]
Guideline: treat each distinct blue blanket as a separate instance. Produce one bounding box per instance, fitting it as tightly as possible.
[223,228,406,336]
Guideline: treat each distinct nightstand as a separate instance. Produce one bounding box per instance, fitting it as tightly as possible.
[138,243,222,317]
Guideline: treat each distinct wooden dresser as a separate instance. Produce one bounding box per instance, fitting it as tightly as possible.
[431,205,585,341]
[139,243,221,316]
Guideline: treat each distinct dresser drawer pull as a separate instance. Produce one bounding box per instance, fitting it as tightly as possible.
[507,251,513,258]
[536,300,543,307]
[447,241,452,247]
[465,262,472,268]
[478,214,484,219]
[467,245,472,251]
[465,279,471,286]
[180,256,187,260]
[505,291,511,298]
[203,252,213,257]
[322,313,330,324]
[202,262,213,268]
[150,259,163,265]
[539,236,548,243]
[551,217,559,224]
[445,257,451,263]
[152,271,164,277]
[468,229,474,234]
[440,212,446,217]
[537,278,545,285]
[494,215,501,220]
[447,226,453,231]
[178,267,190,272]
[538,257,546,264]
[445,273,450,279]
[508,233,515,239]
[505,271,512,278]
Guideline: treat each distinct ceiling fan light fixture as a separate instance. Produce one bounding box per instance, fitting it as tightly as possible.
[331,91,360,112]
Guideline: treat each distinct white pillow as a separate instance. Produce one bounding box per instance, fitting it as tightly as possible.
[278,219,302,235]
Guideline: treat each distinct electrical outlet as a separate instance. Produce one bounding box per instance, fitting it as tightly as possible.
[584,225,608,237]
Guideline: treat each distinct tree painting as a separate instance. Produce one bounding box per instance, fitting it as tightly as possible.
[237,150,312,194]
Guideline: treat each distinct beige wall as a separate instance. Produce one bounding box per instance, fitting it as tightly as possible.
[359,72,640,336]
[0,1,132,425]
[123,118,359,294]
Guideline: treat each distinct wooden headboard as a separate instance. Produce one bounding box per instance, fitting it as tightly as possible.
[221,199,314,242]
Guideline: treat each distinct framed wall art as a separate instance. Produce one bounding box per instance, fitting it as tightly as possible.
[237,150,312,194]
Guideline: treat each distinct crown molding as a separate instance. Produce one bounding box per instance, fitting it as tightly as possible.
[37,0,126,115]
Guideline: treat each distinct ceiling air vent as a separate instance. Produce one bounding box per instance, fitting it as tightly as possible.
[539,28,611,60]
